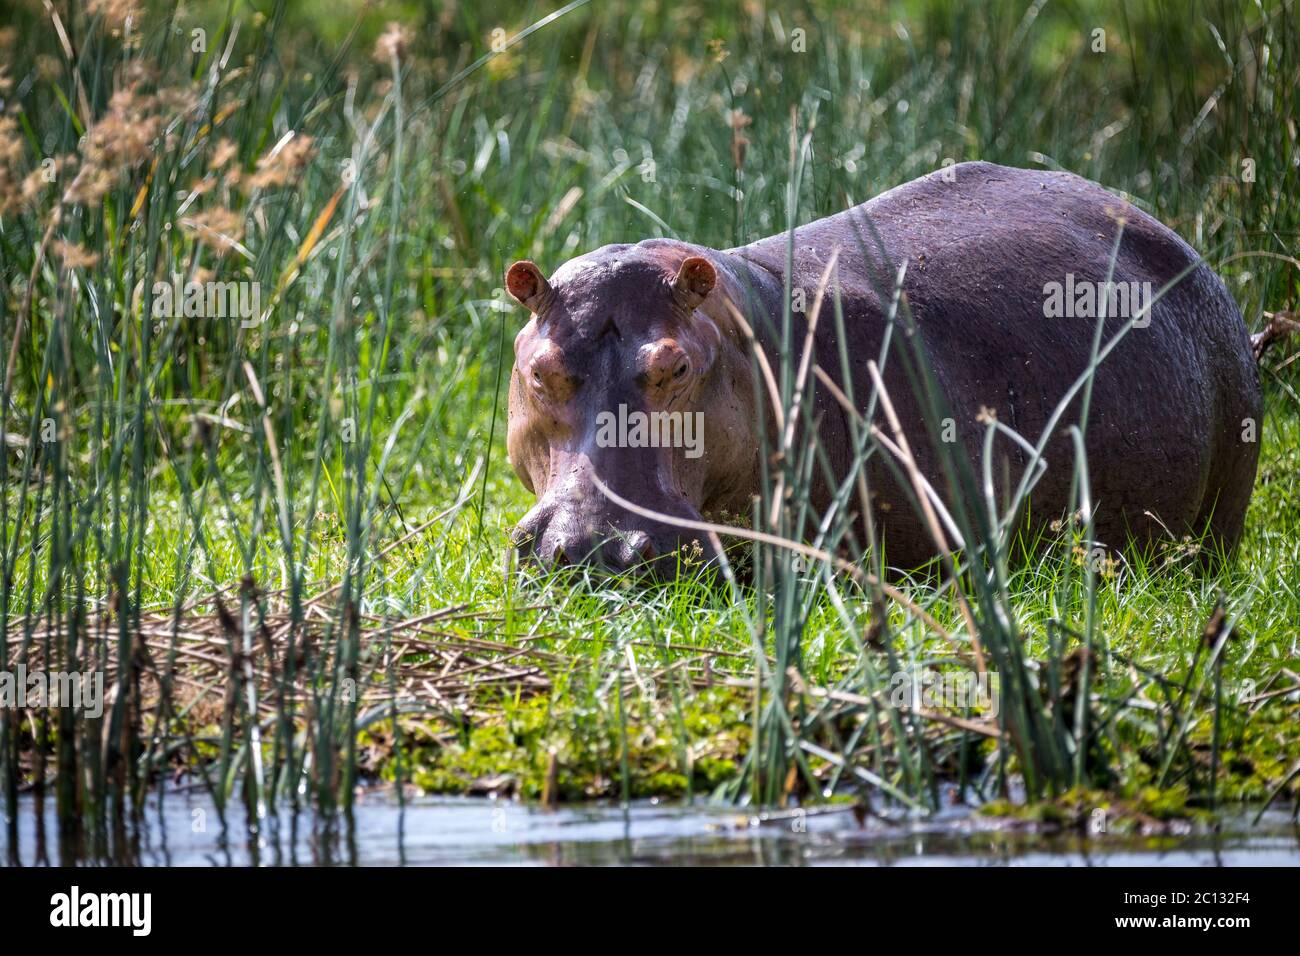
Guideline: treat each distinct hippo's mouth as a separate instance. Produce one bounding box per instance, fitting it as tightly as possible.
[510,487,720,577]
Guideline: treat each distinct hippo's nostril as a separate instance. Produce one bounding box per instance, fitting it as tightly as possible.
[605,531,659,575]
[542,535,570,567]
[627,531,656,562]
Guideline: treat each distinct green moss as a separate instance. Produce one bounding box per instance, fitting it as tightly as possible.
[394,688,752,800]
[977,784,1216,830]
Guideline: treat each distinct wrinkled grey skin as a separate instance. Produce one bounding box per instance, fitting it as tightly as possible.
[504,162,1261,573]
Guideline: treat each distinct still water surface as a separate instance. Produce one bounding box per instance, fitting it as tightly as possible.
[4,790,1297,866]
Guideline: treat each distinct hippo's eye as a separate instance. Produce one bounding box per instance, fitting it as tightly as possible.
[637,340,692,392]
[527,350,581,402]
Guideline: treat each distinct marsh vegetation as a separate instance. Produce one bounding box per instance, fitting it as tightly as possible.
[0,0,1297,861]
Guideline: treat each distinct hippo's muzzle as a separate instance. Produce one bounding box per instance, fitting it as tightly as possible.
[511,453,715,576]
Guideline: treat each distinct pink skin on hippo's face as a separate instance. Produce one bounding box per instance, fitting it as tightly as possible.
[503,246,757,574]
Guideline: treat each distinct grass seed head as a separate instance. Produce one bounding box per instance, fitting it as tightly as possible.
[249,134,315,189]
[374,22,412,64]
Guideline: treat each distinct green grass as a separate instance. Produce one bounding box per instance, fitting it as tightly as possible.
[1,0,1298,846]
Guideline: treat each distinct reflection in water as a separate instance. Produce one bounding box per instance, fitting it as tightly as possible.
[2,789,1298,866]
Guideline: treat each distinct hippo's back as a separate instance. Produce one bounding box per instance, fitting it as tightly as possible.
[731,162,1260,562]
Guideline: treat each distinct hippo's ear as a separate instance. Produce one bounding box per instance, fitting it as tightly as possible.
[505,260,553,313]
[672,256,716,310]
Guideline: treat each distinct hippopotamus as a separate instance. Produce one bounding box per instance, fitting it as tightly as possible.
[503,161,1260,573]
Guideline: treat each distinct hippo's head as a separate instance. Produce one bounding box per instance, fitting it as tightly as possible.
[504,241,757,574]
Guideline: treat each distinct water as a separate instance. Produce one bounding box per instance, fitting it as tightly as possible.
[4,789,1298,865]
